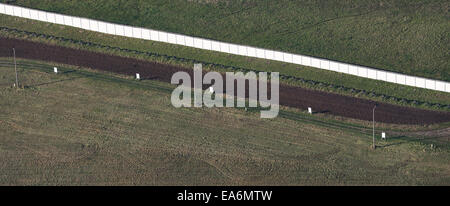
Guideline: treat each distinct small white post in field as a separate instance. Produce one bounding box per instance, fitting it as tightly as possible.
[136,73,140,80]
[53,67,58,73]
[208,86,214,93]
[308,107,312,114]
[381,132,386,140]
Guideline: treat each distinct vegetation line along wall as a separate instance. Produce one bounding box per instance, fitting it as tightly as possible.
[1,3,449,93]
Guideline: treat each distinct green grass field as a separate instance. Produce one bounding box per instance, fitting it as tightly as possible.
[8,0,450,81]
[1,59,449,185]
[1,14,449,112]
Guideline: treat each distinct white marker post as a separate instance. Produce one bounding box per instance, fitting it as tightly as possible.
[53,67,58,73]
[209,86,214,93]
[381,132,386,140]
[136,73,140,80]
[308,107,312,114]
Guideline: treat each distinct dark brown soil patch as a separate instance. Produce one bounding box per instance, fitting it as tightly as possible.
[1,38,449,124]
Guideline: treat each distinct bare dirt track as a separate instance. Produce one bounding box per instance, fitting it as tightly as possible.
[1,38,449,124]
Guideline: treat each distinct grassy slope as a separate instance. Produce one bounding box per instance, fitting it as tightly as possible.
[8,0,450,81]
[1,14,449,111]
[0,59,449,185]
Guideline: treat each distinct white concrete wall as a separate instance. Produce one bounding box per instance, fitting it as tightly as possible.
[1,3,448,93]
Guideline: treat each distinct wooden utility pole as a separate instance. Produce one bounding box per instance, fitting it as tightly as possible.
[13,48,18,88]
[372,105,377,149]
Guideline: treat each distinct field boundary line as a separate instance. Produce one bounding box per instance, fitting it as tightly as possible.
[0,3,448,93]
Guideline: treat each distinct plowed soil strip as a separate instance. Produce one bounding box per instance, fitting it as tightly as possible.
[1,38,449,124]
